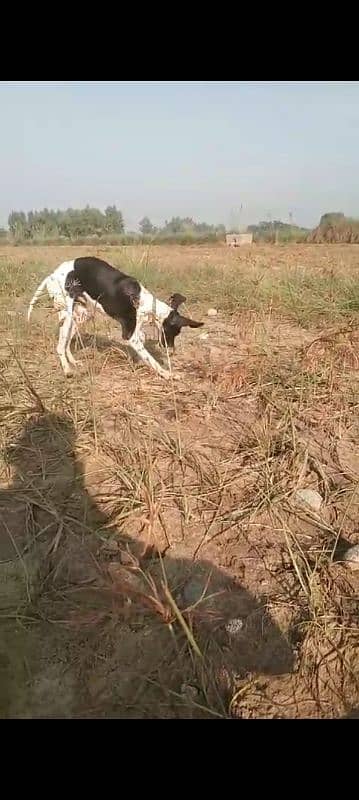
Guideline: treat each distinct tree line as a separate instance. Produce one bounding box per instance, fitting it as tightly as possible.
[6,208,225,244]
[247,220,309,243]
[3,207,359,245]
[138,215,225,238]
[8,206,124,240]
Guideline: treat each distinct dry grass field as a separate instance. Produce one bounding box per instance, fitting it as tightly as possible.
[1,243,359,718]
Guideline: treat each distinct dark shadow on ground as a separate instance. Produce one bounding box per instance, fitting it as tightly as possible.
[0,412,294,719]
[341,708,359,719]
[75,331,167,368]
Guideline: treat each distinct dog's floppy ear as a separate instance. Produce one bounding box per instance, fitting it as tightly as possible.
[168,292,186,310]
[178,315,204,329]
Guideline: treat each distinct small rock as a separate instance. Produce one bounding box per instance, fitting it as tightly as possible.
[207,308,218,317]
[294,488,322,513]
[180,683,200,702]
[199,333,209,340]
[107,563,146,593]
[225,618,244,636]
[343,544,359,571]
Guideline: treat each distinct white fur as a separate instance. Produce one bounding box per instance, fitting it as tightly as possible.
[27,260,175,379]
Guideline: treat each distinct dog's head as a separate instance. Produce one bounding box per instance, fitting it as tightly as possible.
[161,293,204,350]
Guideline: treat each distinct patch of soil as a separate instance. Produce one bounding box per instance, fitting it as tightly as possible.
[1,312,358,718]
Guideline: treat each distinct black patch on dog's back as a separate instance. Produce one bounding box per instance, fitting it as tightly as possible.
[71,257,141,340]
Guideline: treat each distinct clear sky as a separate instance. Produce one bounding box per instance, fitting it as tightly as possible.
[1,81,359,230]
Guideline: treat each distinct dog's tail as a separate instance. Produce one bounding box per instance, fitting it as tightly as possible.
[27,276,49,321]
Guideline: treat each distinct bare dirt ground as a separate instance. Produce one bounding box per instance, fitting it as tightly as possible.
[0,244,358,718]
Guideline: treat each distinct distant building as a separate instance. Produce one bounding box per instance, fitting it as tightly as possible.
[226,233,253,247]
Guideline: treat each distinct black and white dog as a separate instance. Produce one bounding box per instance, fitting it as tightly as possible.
[27,256,203,379]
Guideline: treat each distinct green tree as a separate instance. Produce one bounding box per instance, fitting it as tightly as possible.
[139,216,156,235]
[8,211,28,240]
[104,205,124,234]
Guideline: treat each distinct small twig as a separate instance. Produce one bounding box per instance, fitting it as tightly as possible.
[162,583,203,659]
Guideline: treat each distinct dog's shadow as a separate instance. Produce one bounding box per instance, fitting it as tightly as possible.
[76,331,167,368]
[0,412,295,719]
